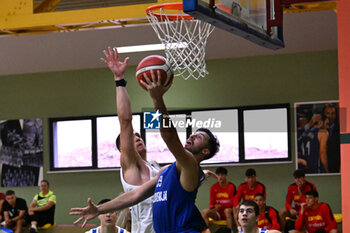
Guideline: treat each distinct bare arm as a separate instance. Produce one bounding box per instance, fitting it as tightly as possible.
[30,201,54,212]
[28,199,37,213]
[101,47,146,183]
[70,167,166,227]
[141,71,199,192]
[203,170,218,180]
[318,129,329,172]
[11,209,26,222]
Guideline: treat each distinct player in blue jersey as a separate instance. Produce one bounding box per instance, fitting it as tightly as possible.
[70,70,219,233]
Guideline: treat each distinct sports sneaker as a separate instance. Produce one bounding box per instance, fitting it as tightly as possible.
[29,227,38,233]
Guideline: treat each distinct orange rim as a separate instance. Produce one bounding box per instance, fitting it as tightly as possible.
[146,3,194,20]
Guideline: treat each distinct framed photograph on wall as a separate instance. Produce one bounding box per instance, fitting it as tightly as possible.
[295,101,340,175]
[0,118,43,186]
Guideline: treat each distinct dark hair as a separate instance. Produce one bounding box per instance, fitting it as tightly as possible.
[306,190,319,198]
[116,134,121,152]
[254,193,264,199]
[215,167,227,175]
[5,190,15,196]
[293,169,306,178]
[196,128,220,159]
[314,229,326,233]
[245,168,256,177]
[214,227,232,233]
[41,179,50,187]
[239,200,259,217]
[98,199,111,205]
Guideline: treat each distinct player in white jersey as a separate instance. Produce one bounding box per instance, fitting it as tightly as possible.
[101,47,160,233]
[120,161,160,233]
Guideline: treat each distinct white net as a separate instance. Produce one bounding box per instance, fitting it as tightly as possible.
[146,6,214,80]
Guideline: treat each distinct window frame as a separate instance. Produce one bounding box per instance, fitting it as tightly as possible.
[49,104,291,172]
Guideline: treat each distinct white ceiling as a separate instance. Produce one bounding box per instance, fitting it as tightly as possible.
[0,10,337,76]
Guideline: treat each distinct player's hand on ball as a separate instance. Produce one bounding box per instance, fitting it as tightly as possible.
[141,70,172,99]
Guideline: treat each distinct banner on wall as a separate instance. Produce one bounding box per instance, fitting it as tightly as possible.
[0,119,43,187]
[295,101,340,175]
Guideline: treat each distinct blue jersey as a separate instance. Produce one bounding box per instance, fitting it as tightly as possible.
[153,162,206,233]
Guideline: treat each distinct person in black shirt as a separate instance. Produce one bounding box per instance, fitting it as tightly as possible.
[2,190,28,233]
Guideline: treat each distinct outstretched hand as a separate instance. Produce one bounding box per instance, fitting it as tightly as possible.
[203,170,218,180]
[140,70,172,100]
[70,198,99,227]
[100,47,129,80]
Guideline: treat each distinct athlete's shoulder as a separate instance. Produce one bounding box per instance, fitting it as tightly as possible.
[304,180,317,190]
[228,182,237,190]
[288,182,297,189]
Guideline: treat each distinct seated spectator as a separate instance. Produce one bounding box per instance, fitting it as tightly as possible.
[254,193,280,231]
[291,190,337,233]
[279,169,317,231]
[2,190,28,233]
[234,168,266,207]
[202,167,236,231]
[0,192,6,223]
[28,180,56,233]
[86,199,129,233]
[237,200,281,233]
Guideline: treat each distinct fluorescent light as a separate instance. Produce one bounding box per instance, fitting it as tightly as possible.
[116,43,187,53]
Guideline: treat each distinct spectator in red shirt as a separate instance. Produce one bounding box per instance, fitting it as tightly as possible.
[292,190,337,233]
[0,192,5,222]
[233,168,266,207]
[254,193,280,231]
[279,169,317,231]
[202,167,236,231]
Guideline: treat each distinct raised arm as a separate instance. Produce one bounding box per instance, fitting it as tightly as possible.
[70,169,162,227]
[294,203,306,231]
[101,47,144,180]
[141,71,199,192]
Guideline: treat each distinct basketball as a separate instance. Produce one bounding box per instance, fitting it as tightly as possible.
[136,55,174,90]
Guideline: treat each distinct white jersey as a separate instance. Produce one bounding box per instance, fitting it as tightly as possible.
[120,160,161,233]
[85,226,127,233]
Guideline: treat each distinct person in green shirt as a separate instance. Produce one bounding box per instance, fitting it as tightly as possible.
[28,180,56,233]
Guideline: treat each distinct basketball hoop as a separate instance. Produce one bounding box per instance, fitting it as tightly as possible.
[146,3,214,80]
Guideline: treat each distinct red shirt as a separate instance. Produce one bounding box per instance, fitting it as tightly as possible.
[257,206,281,230]
[233,182,266,207]
[295,203,337,233]
[209,182,236,210]
[285,181,317,211]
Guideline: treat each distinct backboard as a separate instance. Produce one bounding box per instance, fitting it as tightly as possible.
[183,0,284,49]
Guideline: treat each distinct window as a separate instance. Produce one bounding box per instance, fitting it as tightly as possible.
[96,115,141,168]
[192,109,239,164]
[52,119,92,168]
[243,107,289,161]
